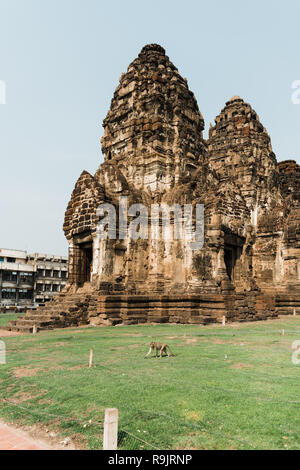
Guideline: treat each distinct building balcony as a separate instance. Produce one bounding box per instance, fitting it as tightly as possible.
[1,281,18,288]
[0,263,34,273]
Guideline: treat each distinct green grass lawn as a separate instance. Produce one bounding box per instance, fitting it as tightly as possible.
[1,318,300,450]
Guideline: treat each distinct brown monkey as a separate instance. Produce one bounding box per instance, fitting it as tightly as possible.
[144,342,176,358]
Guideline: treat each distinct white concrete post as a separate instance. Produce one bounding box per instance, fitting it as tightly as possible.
[0,341,6,364]
[89,349,94,368]
[222,316,226,326]
[103,408,118,450]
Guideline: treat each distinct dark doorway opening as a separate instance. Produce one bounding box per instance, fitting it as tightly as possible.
[223,231,244,283]
[83,245,93,283]
[224,248,235,280]
[76,242,93,285]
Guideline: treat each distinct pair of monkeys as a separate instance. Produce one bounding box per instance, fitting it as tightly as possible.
[144,341,176,358]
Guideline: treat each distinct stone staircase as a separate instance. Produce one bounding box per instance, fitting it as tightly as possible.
[276,291,300,315]
[5,290,99,334]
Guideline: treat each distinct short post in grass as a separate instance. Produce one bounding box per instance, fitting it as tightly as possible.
[32,325,37,335]
[0,341,6,365]
[282,329,285,336]
[89,349,94,368]
[103,408,118,450]
[222,316,226,326]
[293,308,296,317]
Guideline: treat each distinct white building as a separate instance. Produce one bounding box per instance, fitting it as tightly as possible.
[0,248,68,309]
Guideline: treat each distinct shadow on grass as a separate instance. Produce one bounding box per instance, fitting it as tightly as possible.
[118,429,127,447]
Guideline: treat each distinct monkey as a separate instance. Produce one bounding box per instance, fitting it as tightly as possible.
[144,342,176,358]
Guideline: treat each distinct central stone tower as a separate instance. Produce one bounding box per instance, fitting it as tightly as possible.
[101,44,206,193]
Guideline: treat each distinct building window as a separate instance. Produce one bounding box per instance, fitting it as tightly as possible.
[0,257,4,262]
[61,271,67,279]
[36,284,44,293]
[1,289,16,300]
[37,269,44,277]
[7,258,16,263]
[53,270,60,278]
[19,289,33,300]
[45,284,51,292]
[45,270,52,277]
[52,284,59,292]
[2,271,17,282]
[19,272,33,283]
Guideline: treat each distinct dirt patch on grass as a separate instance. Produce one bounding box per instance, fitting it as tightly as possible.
[65,432,87,450]
[10,390,47,404]
[37,398,54,405]
[210,339,228,344]
[46,365,65,371]
[179,338,197,346]
[185,411,203,421]
[185,338,197,344]
[231,363,254,370]
[0,329,22,337]
[69,365,86,370]
[13,367,42,378]
[10,392,37,404]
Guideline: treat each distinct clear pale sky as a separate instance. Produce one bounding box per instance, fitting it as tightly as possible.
[0,0,300,255]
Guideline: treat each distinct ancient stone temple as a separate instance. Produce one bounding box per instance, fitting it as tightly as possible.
[8,44,300,332]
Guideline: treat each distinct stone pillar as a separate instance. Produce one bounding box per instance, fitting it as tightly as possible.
[217,247,228,281]
[67,243,82,286]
